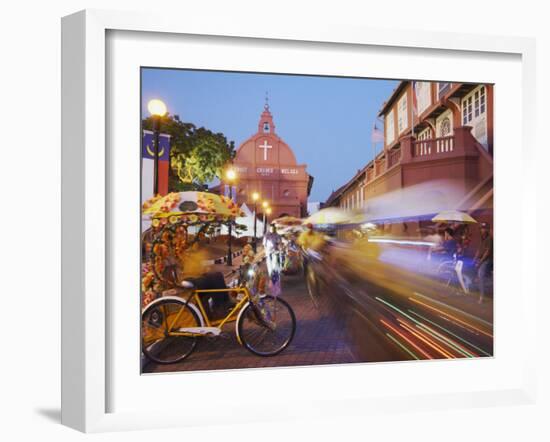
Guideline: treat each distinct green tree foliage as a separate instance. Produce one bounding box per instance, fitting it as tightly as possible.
[143,114,235,191]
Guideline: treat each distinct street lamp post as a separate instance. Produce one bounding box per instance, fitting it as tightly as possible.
[147,99,167,195]
[266,207,272,230]
[252,192,260,252]
[262,201,269,236]
[153,117,160,195]
[226,169,237,266]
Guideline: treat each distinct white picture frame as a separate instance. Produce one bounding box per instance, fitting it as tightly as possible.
[61,9,537,433]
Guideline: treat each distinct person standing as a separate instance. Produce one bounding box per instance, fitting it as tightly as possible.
[263,224,282,277]
[474,222,493,304]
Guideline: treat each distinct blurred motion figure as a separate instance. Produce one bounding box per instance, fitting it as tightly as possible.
[263,224,282,277]
[475,222,493,303]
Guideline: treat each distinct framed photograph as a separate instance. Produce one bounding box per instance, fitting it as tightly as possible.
[61,9,537,432]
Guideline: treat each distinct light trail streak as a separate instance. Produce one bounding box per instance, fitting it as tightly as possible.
[408,297,493,338]
[380,318,433,359]
[415,323,475,358]
[376,296,489,358]
[439,315,483,337]
[397,319,454,359]
[378,296,467,357]
[412,292,493,327]
[386,333,420,360]
[375,296,419,324]
[408,310,491,357]
[368,238,437,247]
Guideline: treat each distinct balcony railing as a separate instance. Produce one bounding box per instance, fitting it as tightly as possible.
[375,160,386,177]
[366,168,374,182]
[355,130,475,199]
[413,135,454,158]
[387,147,401,168]
[365,149,401,184]
[364,134,457,185]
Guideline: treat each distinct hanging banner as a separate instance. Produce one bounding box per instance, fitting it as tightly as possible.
[141,130,171,201]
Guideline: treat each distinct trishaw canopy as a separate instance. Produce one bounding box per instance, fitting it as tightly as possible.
[142,191,245,222]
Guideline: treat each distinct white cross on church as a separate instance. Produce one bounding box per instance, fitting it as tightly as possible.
[259,140,272,161]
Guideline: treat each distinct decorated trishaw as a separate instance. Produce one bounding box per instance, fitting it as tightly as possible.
[272,216,303,275]
[141,191,296,364]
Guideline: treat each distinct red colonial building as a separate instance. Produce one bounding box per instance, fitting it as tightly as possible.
[222,102,313,223]
[326,81,494,237]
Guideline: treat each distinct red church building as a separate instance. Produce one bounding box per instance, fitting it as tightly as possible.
[223,102,312,223]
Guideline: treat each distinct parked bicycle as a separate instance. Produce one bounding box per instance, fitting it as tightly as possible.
[141,262,296,364]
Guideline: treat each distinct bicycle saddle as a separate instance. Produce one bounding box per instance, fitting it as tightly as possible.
[179,280,194,289]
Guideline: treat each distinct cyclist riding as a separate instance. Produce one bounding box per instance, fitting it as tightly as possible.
[432,227,458,261]
[431,227,472,294]
[297,223,326,254]
[297,223,328,307]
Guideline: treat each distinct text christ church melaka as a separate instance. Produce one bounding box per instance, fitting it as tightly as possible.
[223,102,312,222]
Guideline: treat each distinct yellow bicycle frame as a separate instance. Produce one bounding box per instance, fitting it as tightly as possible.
[167,287,252,341]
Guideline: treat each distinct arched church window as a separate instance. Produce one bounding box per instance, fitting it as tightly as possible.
[263,122,270,133]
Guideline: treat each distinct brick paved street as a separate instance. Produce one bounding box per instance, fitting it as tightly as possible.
[142,246,494,374]
[142,271,359,374]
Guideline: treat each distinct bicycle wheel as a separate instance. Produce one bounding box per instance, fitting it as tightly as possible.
[305,265,320,308]
[437,262,455,287]
[141,297,202,364]
[441,269,454,287]
[237,295,296,356]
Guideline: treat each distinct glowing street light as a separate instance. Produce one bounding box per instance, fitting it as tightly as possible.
[147,99,167,117]
[147,98,167,195]
[226,168,237,181]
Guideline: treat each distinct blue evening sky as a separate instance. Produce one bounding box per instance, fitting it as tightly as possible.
[142,68,398,202]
